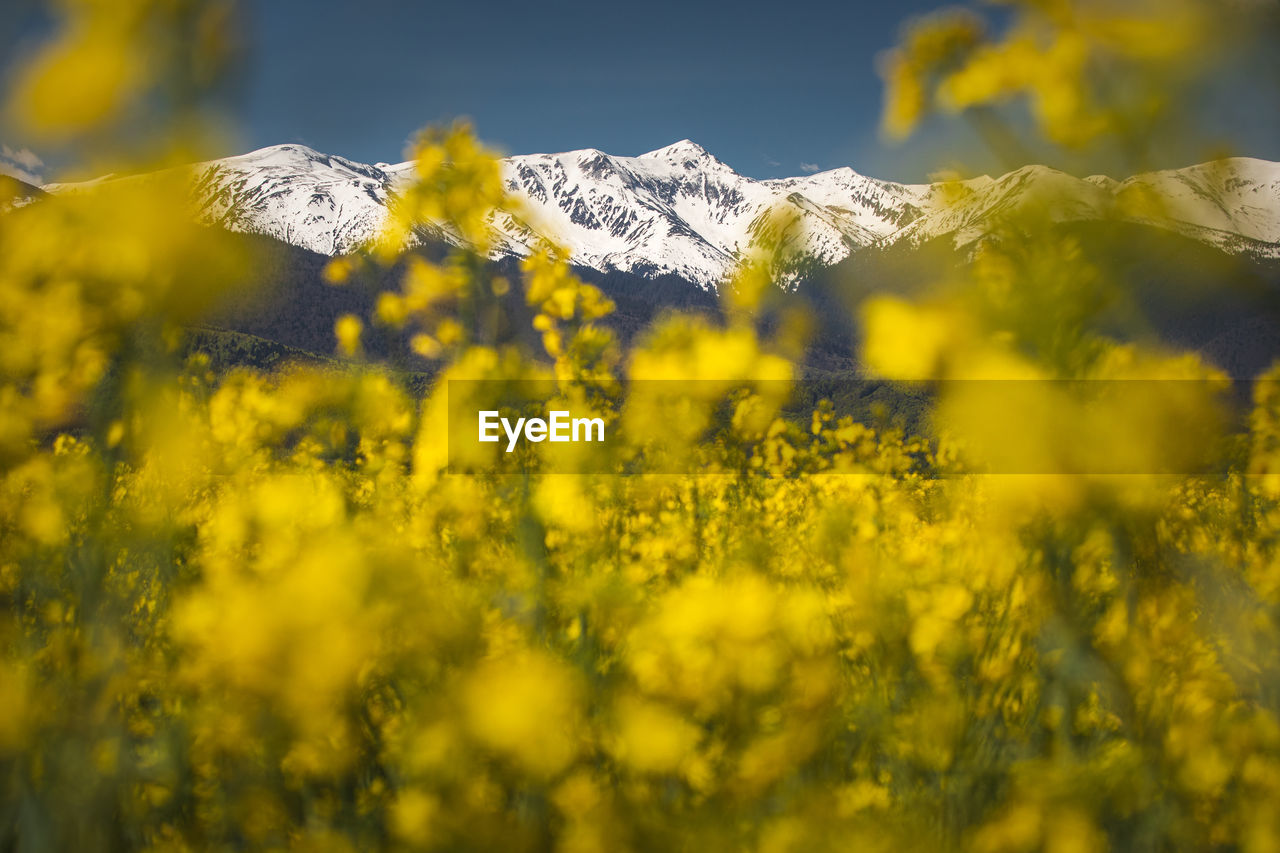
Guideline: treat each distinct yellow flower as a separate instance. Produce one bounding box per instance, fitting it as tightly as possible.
[462,651,584,778]
[334,314,363,357]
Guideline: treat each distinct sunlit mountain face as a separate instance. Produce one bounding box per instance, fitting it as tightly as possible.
[46,141,1280,292]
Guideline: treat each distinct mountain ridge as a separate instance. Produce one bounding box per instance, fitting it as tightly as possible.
[42,142,1280,290]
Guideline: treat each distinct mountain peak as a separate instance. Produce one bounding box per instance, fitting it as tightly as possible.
[639,139,715,162]
[234,143,328,164]
[222,143,389,182]
[55,138,1278,290]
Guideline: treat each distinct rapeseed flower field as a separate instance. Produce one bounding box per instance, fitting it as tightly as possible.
[3,1,1280,850]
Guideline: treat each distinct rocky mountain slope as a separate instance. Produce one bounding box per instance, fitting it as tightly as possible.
[44,142,1280,291]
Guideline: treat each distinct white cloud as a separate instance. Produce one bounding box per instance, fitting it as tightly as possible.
[800,162,820,173]
[0,144,45,185]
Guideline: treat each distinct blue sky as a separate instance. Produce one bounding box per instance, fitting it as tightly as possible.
[234,0,955,180]
[3,0,1278,184]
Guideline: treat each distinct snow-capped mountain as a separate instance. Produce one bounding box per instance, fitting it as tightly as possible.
[175,140,933,287]
[1,174,46,212]
[43,142,1280,289]
[193,145,401,256]
[889,159,1280,257]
